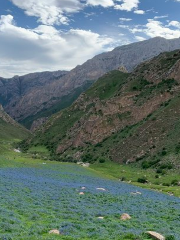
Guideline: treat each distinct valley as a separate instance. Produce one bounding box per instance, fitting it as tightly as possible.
[0,139,179,240]
[1,38,180,240]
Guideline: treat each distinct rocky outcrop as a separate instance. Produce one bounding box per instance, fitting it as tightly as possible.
[27,49,180,167]
[1,37,180,128]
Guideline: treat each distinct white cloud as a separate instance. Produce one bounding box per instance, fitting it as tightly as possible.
[0,15,113,78]
[115,0,140,11]
[168,21,180,29]
[86,0,114,7]
[134,9,145,14]
[9,0,145,25]
[10,0,83,25]
[154,15,168,19]
[131,19,180,39]
[135,36,146,41]
[119,17,132,22]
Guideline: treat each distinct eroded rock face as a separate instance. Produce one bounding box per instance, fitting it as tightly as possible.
[146,231,165,240]
[1,37,180,127]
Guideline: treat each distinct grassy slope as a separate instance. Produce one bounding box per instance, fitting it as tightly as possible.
[0,119,30,141]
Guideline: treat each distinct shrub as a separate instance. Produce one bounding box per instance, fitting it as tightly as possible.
[166,235,175,240]
[171,179,178,186]
[137,177,148,184]
[99,158,105,163]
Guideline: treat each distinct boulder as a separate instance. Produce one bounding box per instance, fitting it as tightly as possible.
[49,229,60,235]
[120,213,131,220]
[79,192,85,195]
[96,188,106,191]
[146,231,165,240]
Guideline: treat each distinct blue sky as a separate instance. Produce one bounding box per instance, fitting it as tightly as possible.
[0,0,180,77]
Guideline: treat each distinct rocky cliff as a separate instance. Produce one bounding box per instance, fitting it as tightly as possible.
[26,49,180,169]
[1,37,180,129]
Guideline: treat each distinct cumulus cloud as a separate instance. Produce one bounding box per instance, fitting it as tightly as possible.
[10,0,83,25]
[115,0,140,11]
[0,15,113,78]
[9,0,144,25]
[86,0,114,7]
[134,9,145,14]
[131,19,180,39]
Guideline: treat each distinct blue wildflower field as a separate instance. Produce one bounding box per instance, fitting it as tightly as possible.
[0,161,180,240]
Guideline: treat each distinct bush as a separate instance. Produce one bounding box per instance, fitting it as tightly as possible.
[166,236,175,240]
[137,177,148,184]
[171,179,178,186]
[142,159,160,169]
[99,158,105,163]
[121,177,126,181]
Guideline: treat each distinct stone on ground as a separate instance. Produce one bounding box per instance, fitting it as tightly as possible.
[146,231,165,240]
[120,213,131,220]
[49,229,60,235]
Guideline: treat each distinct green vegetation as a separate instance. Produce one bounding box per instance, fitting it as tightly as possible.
[86,70,129,100]
[0,119,29,141]
[90,160,180,197]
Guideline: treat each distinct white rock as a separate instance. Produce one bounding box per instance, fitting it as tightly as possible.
[79,192,85,195]
[96,188,106,191]
[49,229,60,235]
[120,213,131,220]
[14,149,21,153]
[146,231,165,240]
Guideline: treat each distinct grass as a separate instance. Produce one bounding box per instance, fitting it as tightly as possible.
[0,119,30,141]
[90,160,180,197]
[86,70,129,100]
[0,140,180,239]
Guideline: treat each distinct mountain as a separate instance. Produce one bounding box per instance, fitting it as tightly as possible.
[0,104,30,140]
[1,37,180,129]
[0,70,69,129]
[25,49,180,169]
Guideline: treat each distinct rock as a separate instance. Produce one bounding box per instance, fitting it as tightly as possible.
[120,213,131,220]
[96,188,106,191]
[146,231,165,240]
[79,192,85,195]
[82,163,90,167]
[49,229,60,235]
[97,216,104,219]
[14,149,21,153]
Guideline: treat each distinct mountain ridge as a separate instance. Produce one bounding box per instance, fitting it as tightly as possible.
[1,37,180,129]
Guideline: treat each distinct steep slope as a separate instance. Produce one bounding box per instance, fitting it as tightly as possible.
[0,70,68,128]
[25,50,180,169]
[0,105,30,140]
[2,37,180,129]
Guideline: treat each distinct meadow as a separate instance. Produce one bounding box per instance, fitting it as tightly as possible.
[0,141,179,240]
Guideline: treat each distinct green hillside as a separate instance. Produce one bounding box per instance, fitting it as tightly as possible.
[23,50,180,172]
[0,105,30,143]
